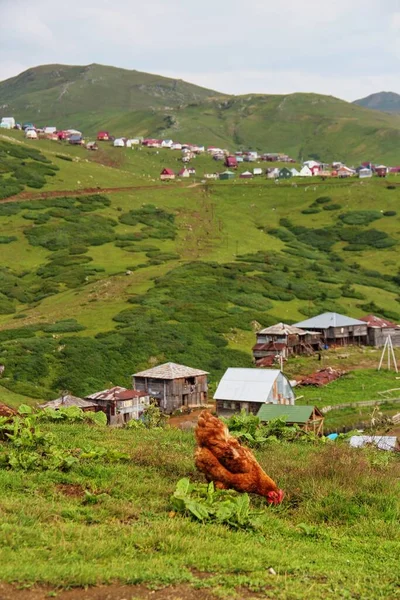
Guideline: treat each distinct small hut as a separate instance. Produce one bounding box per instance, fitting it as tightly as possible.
[257,404,324,436]
[40,394,97,412]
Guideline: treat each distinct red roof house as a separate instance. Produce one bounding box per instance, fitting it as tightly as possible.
[160,168,175,180]
[225,156,238,168]
[97,131,110,141]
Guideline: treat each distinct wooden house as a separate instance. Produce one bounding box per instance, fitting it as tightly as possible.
[133,362,209,414]
[359,314,400,347]
[86,386,150,425]
[253,323,321,365]
[40,394,97,412]
[257,404,324,436]
[160,168,175,180]
[295,312,368,346]
[215,368,295,416]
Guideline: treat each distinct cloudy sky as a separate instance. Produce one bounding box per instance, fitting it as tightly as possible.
[1,0,400,100]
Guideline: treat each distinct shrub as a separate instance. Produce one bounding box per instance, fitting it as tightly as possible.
[56,154,73,161]
[323,203,342,211]
[383,211,396,217]
[315,196,332,204]
[42,319,86,333]
[339,211,382,226]
[0,236,17,244]
[301,208,321,214]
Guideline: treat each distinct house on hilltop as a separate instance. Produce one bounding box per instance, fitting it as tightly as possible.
[133,362,209,413]
[214,368,295,416]
[295,312,368,346]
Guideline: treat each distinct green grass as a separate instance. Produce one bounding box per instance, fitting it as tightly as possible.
[0,422,398,599]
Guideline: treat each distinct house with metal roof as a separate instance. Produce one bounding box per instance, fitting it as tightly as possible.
[214,368,295,416]
[253,322,321,366]
[359,314,400,347]
[349,436,399,452]
[40,394,97,412]
[295,312,368,346]
[133,362,209,414]
[257,404,324,436]
[86,386,150,424]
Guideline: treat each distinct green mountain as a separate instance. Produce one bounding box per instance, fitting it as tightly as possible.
[353,91,400,113]
[2,64,400,163]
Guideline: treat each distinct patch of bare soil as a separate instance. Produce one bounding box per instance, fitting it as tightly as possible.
[55,483,85,498]
[0,583,220,600]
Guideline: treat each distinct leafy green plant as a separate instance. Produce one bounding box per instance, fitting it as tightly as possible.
[171,478,260,529]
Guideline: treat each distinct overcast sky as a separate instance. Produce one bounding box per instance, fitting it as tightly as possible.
[1,0,400,101]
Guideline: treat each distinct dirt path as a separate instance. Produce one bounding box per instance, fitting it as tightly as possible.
[0,583,221,600]
[1,184,189,204]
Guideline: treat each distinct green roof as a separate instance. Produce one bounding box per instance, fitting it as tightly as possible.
[257,404,317,423]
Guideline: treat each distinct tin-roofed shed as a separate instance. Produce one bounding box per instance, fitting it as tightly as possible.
[214,368,294,416]
[257,404,324,436]
[40,394,97,411]
[133,362,208,413]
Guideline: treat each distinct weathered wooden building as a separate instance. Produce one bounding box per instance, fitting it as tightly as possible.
[40,394,97,412]
[86,386,150,425]
[295,312,368,346]
[132,362,209,414]
[257,404,324,436]
[359,314,400,347]
[214,368,295,416]
[253,323,321,366]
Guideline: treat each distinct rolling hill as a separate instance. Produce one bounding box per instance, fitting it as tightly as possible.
[353,91,400,113]
[1,132,400,408]
[3,64,400,162]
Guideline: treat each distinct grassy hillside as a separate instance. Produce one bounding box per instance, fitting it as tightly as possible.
[354,91,400,113]
[0,420,398,599]
[1,135,400,408]
[0,63,219,131]
[3,65,400,162]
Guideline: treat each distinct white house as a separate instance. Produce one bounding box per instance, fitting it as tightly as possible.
[178,168,190,178]
[44,126,57,135]
[290,168,300,176]
[253,167,263,176]
[25,129,38,139]
[299,165,313,177]
[171,143,182,150]
[1,117,15,128]
[113,138,126,147]
[161,139,174,148]
[303,160,320,169]
[358,168,373,179]
[214,368,295,416]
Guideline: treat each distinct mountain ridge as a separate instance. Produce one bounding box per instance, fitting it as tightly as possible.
[2,64,400,162]
[353,91,400,113]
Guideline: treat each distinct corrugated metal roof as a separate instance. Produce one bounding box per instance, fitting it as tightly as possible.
[133,362,208,380]
[257,404,316,423]
[295,312,366,329]
[40,395,97,409]
[214,368,286,403]
[349,436,399,451]
[359,314,399,329]
[86,386,128,401]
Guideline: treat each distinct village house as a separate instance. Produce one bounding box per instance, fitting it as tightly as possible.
[240,170,253,179]
[97,131,111,141]
[295,312,368,346]
[25,129,38,139]
[215,368,295,416]
[375,165,388,177]
[253,323,321,366]
[86,386,150,425]
[160,168,175,180]
[358,167,373,179]
[219,170,235,180]
[253,167,263,176]
[1,117,15,129]
[257,404,324,436]
[40,394,97,412]
[133,362,208,413]
[113,138,126,147]
[278,167,292,179]
[178,168,190,178]
[359,314,400,347]
[225,155,238,168]
[299,165,312,177]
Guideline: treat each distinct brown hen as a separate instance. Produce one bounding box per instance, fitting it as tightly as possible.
[195,410,284,504]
